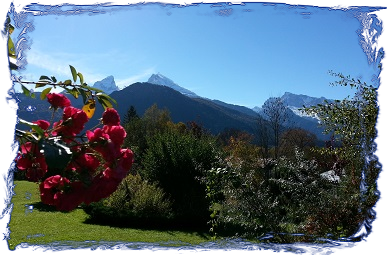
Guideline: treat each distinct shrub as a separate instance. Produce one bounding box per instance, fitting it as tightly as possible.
[140,129,219,227]
[83,173,173,228]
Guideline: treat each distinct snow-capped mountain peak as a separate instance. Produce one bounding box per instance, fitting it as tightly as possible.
[147,73,199,98]
[280,92,332,120]
[252,92,330,121]
[281,92,328,108]
[92,75,119,95]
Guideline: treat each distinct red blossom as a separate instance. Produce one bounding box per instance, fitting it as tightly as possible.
[40,176,86,211]
[47,93,71,109]
[86,128,109,144]
[69,153,100,174]
[86,127,121,162]
[33,120,50,130]
[54,181,86,211]
[83,172,120,205]
[102,108,120,126]
[16,142,48,182]
[17,156,47,182]
[39,175,70,206]
[99,149,133,183]
[52,106,89,142]
[118,148,134,171]
[20,142,38,154]
[62,106,89,134]
[99,140,121,162]
[103,125,126,147]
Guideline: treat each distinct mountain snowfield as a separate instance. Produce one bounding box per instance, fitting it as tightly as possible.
[92,75,119,95]
[147,73,200,98]
[280,92,330,118]
[92,73,328,120]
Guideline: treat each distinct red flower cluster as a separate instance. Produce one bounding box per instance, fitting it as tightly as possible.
[47,93,71,109]
[52,106,89,143]
[102,107,121,126]
[16,142,48,182]
[16,93,134,211]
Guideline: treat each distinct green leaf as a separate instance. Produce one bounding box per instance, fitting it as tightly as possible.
[88,86,104,93]
[40,87,52,100]
[97,97,112,110]
[51,76,57,83]
[79,89,88,104]
[64,87,79,99]
[71,88,79,99]
[97,93,117,106]
[64,80,72,85]
[39,75,52,81]
[31,124,44,137]
[19,119,45,139]
[89,86,104,92]
[69,65,77,83]
[21,84,31,97]
[73,88,79,99]
[77,72,84,86]
[35,82,48,88]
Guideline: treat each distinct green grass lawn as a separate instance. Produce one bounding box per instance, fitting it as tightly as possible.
[7,181,211,250]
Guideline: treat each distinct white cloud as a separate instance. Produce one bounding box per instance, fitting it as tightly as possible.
[24,44,155,88]
[27,50,72,77]
[24,48,111,85]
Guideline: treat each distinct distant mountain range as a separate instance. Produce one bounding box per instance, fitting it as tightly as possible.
[15,73,332,142]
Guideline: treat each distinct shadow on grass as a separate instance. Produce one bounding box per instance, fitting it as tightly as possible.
[30,201,73,213]
[29,201,209,239]
[82,216,210,239]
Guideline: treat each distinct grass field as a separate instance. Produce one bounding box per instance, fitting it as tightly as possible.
[7,181,211,250]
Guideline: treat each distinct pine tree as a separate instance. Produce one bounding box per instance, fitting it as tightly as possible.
[123,105,139,125]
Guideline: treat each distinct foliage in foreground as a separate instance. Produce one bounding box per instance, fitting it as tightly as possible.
[14,65,133,211]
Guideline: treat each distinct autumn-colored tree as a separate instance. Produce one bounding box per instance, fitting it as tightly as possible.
[279,128,317,158]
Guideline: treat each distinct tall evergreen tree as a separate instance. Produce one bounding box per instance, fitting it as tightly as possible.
[123,105,139,125]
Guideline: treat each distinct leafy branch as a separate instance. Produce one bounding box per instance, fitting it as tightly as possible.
[14,65,117,111]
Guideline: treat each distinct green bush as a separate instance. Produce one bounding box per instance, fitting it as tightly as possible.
[83,174,173,228]
[140,129,219,227]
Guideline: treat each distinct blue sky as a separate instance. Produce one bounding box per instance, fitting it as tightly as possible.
[9,2,384,108]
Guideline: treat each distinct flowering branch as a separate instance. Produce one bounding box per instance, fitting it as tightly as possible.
[14,65,134,212]
[6,16,133,211]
